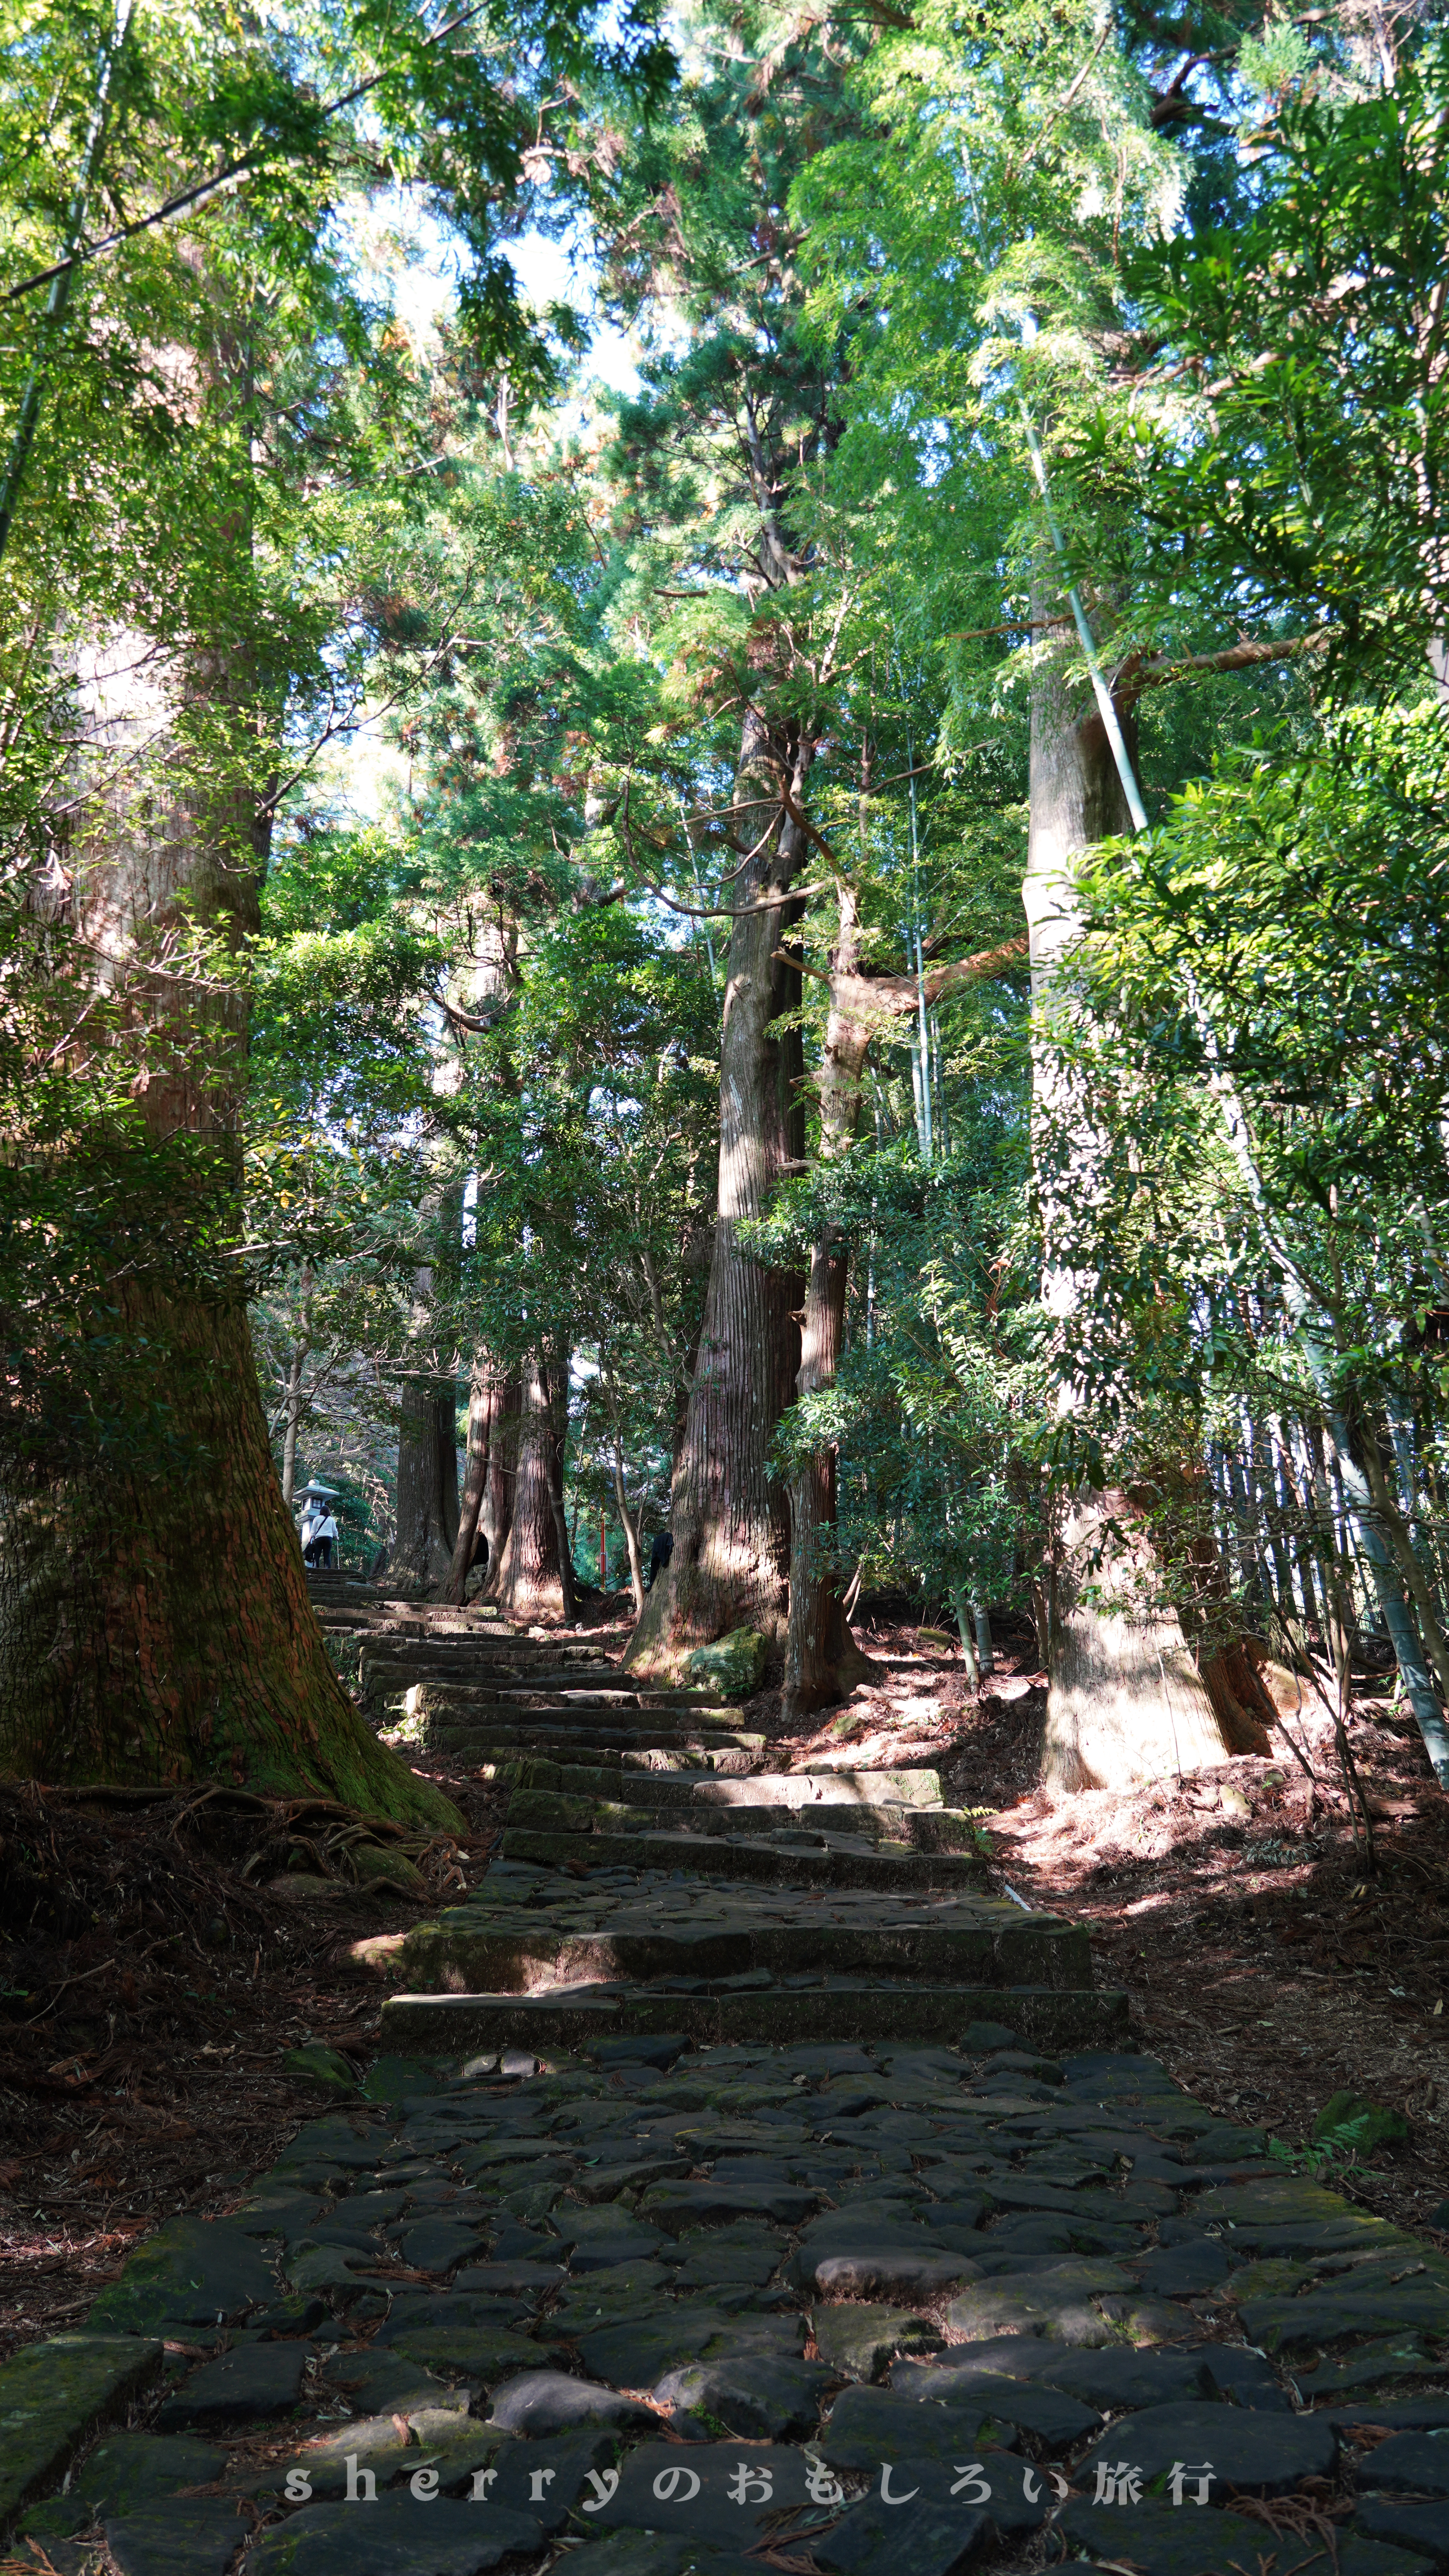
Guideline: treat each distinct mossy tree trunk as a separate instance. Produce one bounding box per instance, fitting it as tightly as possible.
[0,479,459,1829]
[0,1291,460,1827]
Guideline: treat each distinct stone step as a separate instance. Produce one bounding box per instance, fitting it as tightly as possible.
[387,1903,1091,1993]
[504,1790,976,1848]
[428,1724,755,1756]
[500,1825,987,1887]
[361,1673,726,1714]
[531,1767,943,1809]
[379,1978,1127,2053]
[420,1710,764,1741]
[360,1656,622,1693]
[463,1746,764,1780]
[420,1723,767,1759]
[397,1685,739,1717]
[361,1649,639,1675]
[466,1758,927,1796]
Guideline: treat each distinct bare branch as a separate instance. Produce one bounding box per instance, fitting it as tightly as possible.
[4,5,493,303]
[777,931,1029,1009]
[646,876,829,921]
[1116,629,1331,697]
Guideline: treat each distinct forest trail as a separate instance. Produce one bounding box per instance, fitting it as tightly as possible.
[5,1598,1449,2571]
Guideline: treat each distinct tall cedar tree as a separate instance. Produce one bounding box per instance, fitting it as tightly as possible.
[601,0,875,1672]
[0,0,667,1809]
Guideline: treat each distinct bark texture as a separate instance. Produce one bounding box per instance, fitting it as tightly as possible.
[0,1293,459,1825]
[626,719,809,1673]
[1041,1489,1257,1790]
[391,1378,461,1595]
[1,465,459,1823]
[481,1375,521,1570]
[489,1356,574,1623]
[444,1359,509,1604]
[1027,626,1237,1791]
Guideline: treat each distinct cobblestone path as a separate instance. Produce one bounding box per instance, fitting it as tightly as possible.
[5,1597,1448,2576]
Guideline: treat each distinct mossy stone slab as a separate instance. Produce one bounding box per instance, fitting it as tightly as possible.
[86,2218,278,2334]
[653,2356,832,2440]
[1059,2498,1428,2576]
[945,2258,1134,2347]
[1358,2430,1449,2495]
[818,2382,1014,2467]
[359,2055,445,2103]
[273,2120,385,2173]
[317,2350,465,2416]
[1077,2399,1338,2499]
[576,2303,733,2388]
[20,2432,225,2539]
[0,2334,163,2539]
[103,2499,246,2576]
[155,2341,309,2432]
[383,2328,546,2383]
[810,2303,941,2381]
[1353,2496,1449,2567]
[245,2493,543,2572]
[1297,2338,1447,2400]
[812,2486,995,2576]
[685,1631,767,1698]
[1240,2277,1449,2356]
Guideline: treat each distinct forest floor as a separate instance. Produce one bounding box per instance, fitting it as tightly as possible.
[3,1590,1445,2363]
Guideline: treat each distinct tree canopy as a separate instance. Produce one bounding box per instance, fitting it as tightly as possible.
[5,0,1449,1807]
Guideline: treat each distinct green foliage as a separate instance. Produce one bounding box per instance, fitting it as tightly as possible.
[1039,703,1449,1486]
[14,0,1449,1724]
[0,0,674,1533]
[1122,42,1449,694]
[1267,2087,1410,2178]
[1311,2089,1411,2155]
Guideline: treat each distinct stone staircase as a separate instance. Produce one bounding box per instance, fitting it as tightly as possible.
[329,1597,1128,2062]
[9,1582,1445,2572]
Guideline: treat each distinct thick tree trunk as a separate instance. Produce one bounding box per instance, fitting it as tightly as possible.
[626,719,810,1673]
[1,568,456,1823]
[390,1377,460,1595]
[1040,1488,1246,1789]
[490,1357,573,1623]
[1027,627,1237,1791]
[0,1291,458,1825]
[444,1359,507,1604]
[481,1375,521,1577]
